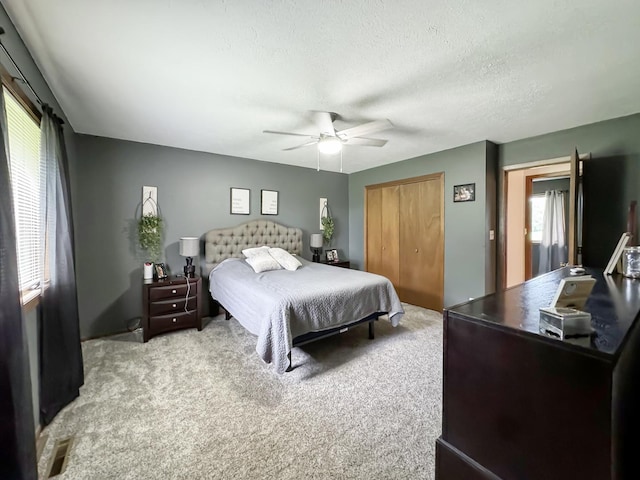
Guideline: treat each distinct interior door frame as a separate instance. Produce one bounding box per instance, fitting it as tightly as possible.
[499,153,589,289]
[364,172,445,310]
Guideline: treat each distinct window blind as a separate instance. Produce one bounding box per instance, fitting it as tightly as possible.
[3,87,43,292]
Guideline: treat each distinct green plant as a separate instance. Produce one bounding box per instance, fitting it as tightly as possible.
[321,215,334,245]
[138,213,163,262]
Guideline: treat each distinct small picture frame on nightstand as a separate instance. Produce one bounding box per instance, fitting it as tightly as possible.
[329,249,339,262]
[325,250,334,262]
[154,262,168,280]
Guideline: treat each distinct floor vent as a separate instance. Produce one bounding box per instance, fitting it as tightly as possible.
[46,436,74,478]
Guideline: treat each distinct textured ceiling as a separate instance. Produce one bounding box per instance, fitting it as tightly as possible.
[2,0,639,173]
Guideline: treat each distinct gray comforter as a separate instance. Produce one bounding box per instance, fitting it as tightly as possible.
[209,257,404,373]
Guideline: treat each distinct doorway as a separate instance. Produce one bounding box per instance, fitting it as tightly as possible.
[504,159,582,288]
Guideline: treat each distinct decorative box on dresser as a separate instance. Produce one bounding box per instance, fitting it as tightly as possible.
[142,276,203,342]
[436,267,640,480]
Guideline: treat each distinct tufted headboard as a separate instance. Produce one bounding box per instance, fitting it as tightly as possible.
[202,219,303,277]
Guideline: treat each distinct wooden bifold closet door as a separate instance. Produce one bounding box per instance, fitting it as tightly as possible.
[365,173,444,311]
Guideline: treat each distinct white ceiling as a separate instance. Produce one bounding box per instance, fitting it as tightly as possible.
[2,0,639,173]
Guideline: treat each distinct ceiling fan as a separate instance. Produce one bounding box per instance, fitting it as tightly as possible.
[263,111,393,154]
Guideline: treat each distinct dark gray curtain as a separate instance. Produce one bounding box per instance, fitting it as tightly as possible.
[39,105,84,425]
[0,89,37,478]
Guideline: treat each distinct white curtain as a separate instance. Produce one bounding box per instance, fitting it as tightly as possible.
[538,190,567,273]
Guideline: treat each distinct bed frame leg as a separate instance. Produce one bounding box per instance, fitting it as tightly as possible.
[224,309,231,321]
[286,351,293,372]
[369,320,375,340]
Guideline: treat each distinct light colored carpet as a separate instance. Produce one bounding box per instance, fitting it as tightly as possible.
[38,304,443,480]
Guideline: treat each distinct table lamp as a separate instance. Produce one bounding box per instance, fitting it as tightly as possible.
[310,233,323,263]
[180,237,199,277]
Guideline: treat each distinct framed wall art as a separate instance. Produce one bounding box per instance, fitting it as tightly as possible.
[230,187,250,214]
[453,183,475,203]
[261,189,279,215]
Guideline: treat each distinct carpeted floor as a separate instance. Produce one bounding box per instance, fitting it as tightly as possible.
[37,304,443,479]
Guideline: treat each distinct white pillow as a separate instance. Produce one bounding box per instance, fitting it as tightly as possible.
[242,246,270,258]
[245,251,282,273]
[268,247,302,271]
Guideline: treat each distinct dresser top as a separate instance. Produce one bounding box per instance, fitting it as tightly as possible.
[143,275,200,287]
[447,267,640,358]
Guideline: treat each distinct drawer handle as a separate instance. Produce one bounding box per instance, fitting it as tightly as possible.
[172,318,177,323]
[172,304,177,308]
[172,289,177,294]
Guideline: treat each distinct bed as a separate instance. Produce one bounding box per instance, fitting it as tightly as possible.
[204,220,404,373]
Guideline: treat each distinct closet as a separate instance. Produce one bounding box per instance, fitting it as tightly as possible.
[365,173,444,310]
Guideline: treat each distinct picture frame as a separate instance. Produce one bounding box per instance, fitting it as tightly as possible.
[330,249,339,262]
[261,189,279,215]
[230,187,250,215]
[453,183,475,203]
[325,250,334,262]
[549,276,596,310]
[605,232,631,275]
[154,262,168,280]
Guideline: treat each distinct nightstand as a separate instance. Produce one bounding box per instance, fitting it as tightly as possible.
[321,260,350,269]
[142,276,202,342]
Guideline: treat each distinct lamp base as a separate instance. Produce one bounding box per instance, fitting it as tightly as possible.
[184,265,195,278]
[312,248,321,263]
[184,257,195,278]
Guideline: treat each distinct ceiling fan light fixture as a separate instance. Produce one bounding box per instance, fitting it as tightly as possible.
[317,137,342,155]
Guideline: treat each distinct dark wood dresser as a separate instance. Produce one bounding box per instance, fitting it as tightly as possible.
[436,267,640,480]
[142,276,203,342]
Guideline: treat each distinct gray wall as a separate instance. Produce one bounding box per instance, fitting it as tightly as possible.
[73,135,348,339]
[348,141,494,308]
[1,4,79,429]
[499,113,640,271]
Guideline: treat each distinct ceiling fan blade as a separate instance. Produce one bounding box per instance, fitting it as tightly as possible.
[283,139,319,151]
[310,111,336,136]
[344,137,388,147]
[337,119,393,139]
[263,130,314,138]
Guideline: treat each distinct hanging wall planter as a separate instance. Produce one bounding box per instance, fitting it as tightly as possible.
[138,213,163,263]
[138,188,164,265]
[321,202,334,246]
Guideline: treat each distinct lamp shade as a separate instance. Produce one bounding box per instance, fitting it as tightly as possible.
[310,233,323,248]
[179,237,199,257]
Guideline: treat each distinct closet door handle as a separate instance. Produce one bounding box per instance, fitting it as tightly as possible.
[415,248,419,253]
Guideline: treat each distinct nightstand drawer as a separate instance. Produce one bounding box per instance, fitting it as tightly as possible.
[150,310,197,333]
[149,283,190,301]
[149,296,197,316]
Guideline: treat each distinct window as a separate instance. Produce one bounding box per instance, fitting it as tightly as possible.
[529,195,546,243]
[3,86,43,298]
